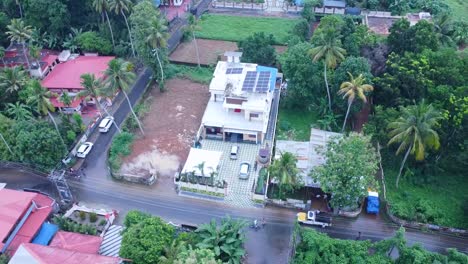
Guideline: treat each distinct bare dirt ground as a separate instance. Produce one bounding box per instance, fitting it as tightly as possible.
[169,39,287,65]
[120,78,210,188]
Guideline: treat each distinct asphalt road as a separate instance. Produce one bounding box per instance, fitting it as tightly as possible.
[1,169,467,264]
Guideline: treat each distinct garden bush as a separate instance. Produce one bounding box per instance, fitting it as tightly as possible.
[79,211,86,221]
[109,132,135,171]
[89,212,98,223]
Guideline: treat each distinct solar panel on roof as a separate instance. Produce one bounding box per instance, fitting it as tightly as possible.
[255,71,270,93]
[242,71,258,91]
[226,68,243,74]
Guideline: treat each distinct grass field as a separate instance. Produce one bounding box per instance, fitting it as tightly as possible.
[276,107,319,141]
[168,64,214,84]
[383,156,468,229]
[446,0,468,22]
[195,14,299,45]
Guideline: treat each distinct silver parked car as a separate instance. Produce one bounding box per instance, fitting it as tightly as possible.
[239,162,250,180]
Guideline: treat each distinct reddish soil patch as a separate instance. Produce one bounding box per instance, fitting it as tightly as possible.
[170,39,287,65]
[121,78,210,177]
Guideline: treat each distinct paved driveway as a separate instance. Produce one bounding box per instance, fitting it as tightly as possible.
[201,139,261,208]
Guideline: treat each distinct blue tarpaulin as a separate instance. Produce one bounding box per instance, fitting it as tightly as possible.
[153,0,161,6]
[32,223,59,245]
[367,196,380,214]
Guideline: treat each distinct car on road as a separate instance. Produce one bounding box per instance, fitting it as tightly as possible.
[76,142,93,158]
[99,116,114,133]
[239,162,250,179]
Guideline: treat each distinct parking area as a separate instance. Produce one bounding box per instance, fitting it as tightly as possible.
[201,139,261,208]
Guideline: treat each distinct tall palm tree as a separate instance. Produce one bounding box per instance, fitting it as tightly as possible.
[93,0,116,48]
[80,73,121,132]
[0,66,28,94]
[109,0,135,57]
[5,102,33,121]
[387,102,442,188]
[188,14,201,68]
[269,151,300,198]
[338,73,374,132]
[309,29,346,113]
[59,92,72,108]
[29,44,41,67]
[0,46,6,65]
[16,0,23,18]
[104,59,143,135]
[0,131,14,157]
[26,80,66,149]
[146,15,169,86]
[6,19,33,70]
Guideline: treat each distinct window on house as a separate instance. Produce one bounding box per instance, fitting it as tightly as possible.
[250,113,259,118]
[234,109,241,113]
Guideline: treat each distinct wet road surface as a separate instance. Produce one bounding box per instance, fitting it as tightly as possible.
[1,168,467,264]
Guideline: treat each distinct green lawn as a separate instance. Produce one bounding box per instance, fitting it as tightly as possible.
[446,0,468,22]
[168,64,214,84]
[195,14,300,45]
[276,107,319,141]
[383,157,468,229]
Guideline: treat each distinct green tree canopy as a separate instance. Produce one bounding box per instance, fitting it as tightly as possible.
[388,19,439,54]
[120,211,175,264]
[279,42,324,108]
[238,32,277,66]
[174,246,220,264]
[13,120,66,170]
[311,133,379,209]
[76,31,113,55]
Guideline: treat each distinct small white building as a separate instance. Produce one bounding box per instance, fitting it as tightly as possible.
[275,128,342,188]
[182,148,222,177]
[200,52,278,144]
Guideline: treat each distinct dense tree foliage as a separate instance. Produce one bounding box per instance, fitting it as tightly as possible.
[76,31,113,54]
[238,32,277,66]
[388,19,439,54]
[120,210,175,264]
[280,42,324,109]
[311,133,379,210]
[129,0,169,85]
[269,151,301,199]
[195,217,247,264]
[293,227,467,264]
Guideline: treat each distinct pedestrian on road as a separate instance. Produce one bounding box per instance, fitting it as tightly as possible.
[262,217,266,228]
[356,231,361,240]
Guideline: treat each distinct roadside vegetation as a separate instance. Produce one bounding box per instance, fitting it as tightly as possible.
[293,227,468,263]
[120,211,247,264]
[195,14,300,44]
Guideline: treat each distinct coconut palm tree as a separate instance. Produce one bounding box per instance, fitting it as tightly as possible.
[109,0,135,57]
[26,80,66,149]
[269,151,300,199]
[103,59,143,135]
[79,73,121,133]
[5,102,33,121]
[433,13,454,46]
[146,15,169,87]
[0,66,28,94]
[309,29,346,113]
[29,44,41,67]
[16,0,23,18]
[338,73,374,132]
[93,0,116,48]
[188,14,201,68]
[59,92,72,108]
[6,19,33,70]
[387,102,442,188]
[0,46,6,65]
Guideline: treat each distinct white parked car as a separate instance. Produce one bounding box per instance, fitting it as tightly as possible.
[99,116,114,133]
[76,142,93,158]
[239,162,250,180]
